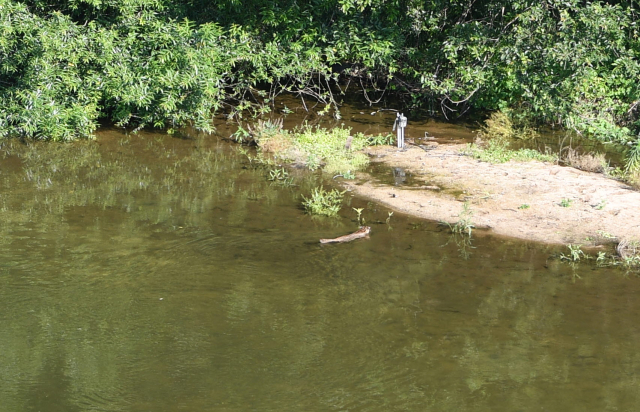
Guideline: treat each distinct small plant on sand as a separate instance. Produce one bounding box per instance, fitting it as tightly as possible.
[559,198,573,207]
[585,230,617,246]
[441,202,474,236]
[302,187,344,217]
[518,204,530,209]
[595,200,607,210]
[596,230,616,241]
[563,148,606,173]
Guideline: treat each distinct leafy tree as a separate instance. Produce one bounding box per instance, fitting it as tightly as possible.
[1,0,640,152]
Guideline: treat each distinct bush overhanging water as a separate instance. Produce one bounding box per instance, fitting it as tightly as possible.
[2,0,640,173]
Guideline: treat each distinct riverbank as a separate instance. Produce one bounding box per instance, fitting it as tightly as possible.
[343,143,640,247]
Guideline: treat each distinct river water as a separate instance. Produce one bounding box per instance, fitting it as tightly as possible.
[1,105,639,411]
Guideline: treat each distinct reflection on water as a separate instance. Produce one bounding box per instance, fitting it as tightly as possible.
[1,126,640,412]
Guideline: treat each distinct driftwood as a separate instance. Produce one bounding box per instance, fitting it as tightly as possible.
[320,226,371,244]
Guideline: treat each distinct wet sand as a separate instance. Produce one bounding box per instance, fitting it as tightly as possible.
[343,143,640,246]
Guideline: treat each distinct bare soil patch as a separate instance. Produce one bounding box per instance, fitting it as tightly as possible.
[343,143,640,246]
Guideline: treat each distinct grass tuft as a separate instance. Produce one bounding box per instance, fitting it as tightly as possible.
[244,121,389,177]
[559,198,573,207]
[563,148,606,173]
[302,187,345,217]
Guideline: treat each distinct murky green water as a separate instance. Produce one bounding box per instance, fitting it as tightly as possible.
[1,122,639,411]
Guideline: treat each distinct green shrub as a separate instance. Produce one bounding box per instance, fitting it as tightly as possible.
[256,125,374,176]
[3,0,640,151]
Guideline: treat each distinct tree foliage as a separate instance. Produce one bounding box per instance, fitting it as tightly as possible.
[1,0,640,145]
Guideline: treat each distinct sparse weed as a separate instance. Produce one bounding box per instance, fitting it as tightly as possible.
[563,148,606,173]
[626,170,640,190]
[268,167,287,180]
[561,238,640,273]
[560,244,585,262]
[385,211,394,225]
[622,255,640,269]
[441,202,474,236]
[605,166,627,180]
[617,239,640,261]
[306,155,322,171]
[267,167,294,186]
[231,125,252,143]
[624,139,640,174]
[596,230,616,241]
[560,198,573,207]
[596,251,608,266]
[353,207,365,225]
[603,165,640,190]
[518,204,530,209]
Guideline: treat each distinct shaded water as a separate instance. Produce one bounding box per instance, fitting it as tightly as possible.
[1,123,639,411]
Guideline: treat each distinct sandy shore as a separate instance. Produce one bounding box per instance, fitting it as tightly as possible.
[343,143,640,246]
